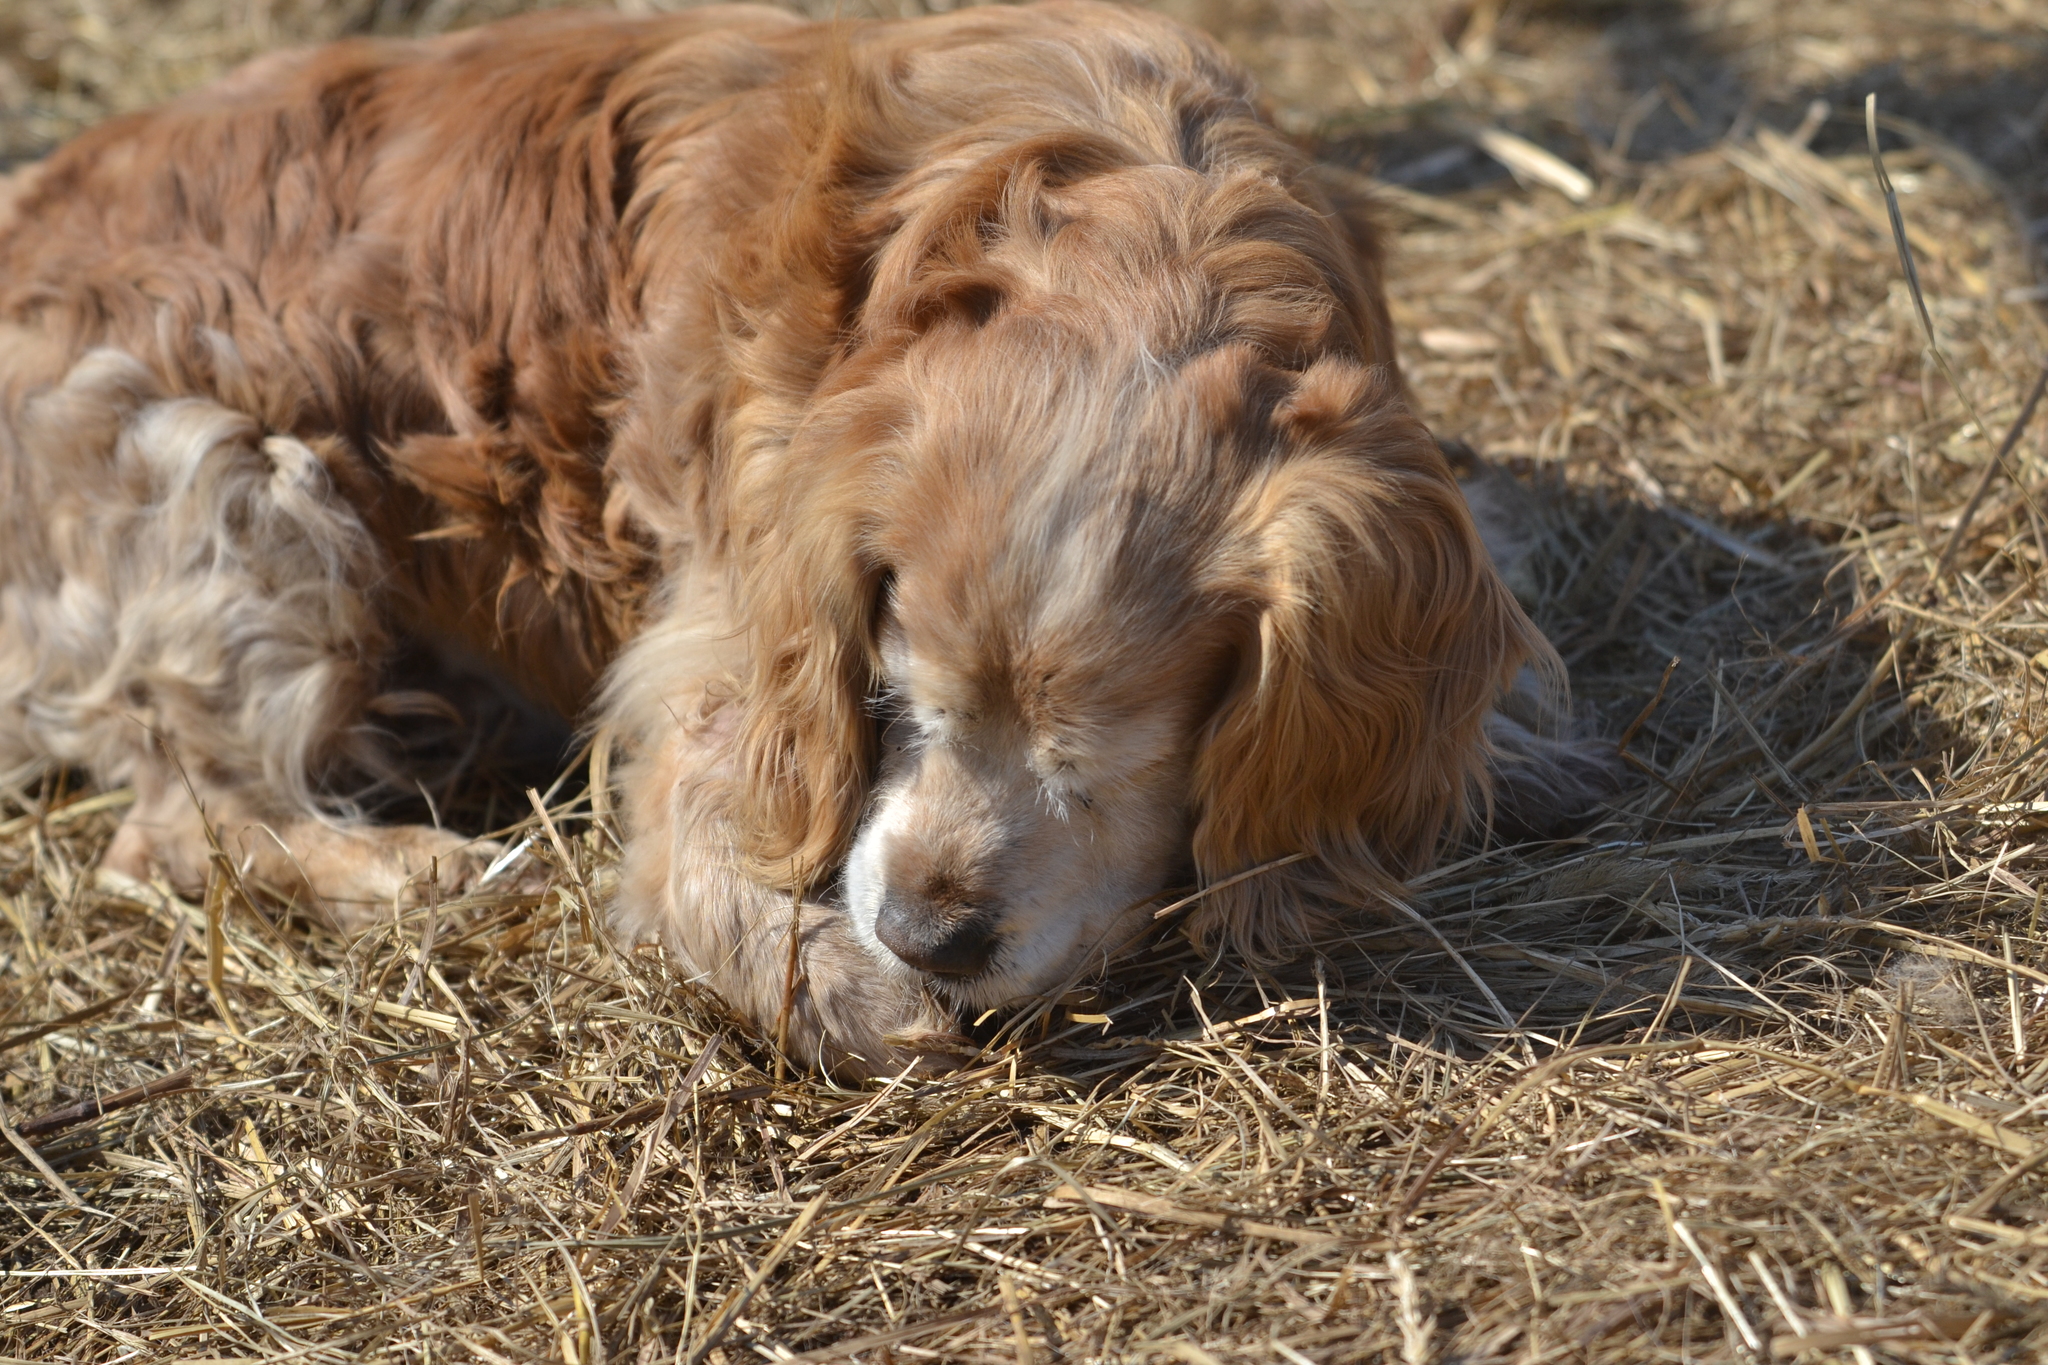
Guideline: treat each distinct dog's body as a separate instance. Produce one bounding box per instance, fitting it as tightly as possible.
[0,3,1593,1072]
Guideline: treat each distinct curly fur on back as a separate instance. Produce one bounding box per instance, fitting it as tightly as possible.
[0,3,1594,1074]
[0,345,382,802]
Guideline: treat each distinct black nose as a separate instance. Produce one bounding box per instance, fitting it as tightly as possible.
[874,894,999,977]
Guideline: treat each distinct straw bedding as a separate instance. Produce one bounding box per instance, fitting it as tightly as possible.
[8,1,2048,1360]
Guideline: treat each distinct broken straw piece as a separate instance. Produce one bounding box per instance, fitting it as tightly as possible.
[1476,128,1593,202]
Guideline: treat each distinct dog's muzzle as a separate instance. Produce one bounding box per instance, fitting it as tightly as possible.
[873,893,1001,977]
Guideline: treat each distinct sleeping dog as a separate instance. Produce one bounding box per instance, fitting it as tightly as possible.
[0,3,1599,1073]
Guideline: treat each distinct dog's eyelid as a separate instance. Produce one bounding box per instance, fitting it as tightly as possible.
[1029,737,1077,774]
[1034,741,1094,803]
[1036,776,1092,822]
[908,702,980,748]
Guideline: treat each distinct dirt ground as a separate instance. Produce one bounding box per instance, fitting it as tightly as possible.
[10,1,2048,1362]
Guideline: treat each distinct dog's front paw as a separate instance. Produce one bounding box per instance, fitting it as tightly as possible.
[103,797,517,932]
[794,915,971,1079]
[238,820,523,933]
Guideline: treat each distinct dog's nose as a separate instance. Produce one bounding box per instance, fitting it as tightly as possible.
[873,893,999,977]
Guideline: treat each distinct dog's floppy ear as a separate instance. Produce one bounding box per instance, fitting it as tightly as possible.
[730,458,889,892]
[1188,359,1549,959]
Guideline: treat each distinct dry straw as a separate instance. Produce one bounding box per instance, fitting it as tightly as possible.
[10,0,2048,1361]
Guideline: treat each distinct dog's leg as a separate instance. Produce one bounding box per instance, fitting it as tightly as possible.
[0,346,501,929]
[615,712,964,1078]
[606,607,961,1077]
[101,764,500,930]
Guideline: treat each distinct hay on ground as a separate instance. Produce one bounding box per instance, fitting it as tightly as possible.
[10,1,2048,1361]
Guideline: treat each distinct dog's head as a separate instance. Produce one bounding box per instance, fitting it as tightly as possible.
[837,350,1542,1013]
[716,126,1558,1013]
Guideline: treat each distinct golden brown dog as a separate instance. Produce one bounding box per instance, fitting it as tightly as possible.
[0,3,1598,1073]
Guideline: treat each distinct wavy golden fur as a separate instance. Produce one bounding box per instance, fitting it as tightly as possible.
[0,3,1599,1074]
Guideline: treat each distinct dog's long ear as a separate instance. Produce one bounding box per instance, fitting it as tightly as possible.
[1188,360,1549,959]
[731,485,888,892]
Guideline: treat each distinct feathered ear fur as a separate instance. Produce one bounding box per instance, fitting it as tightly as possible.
[730,495,888,891]
[1187,359,1552,959]
[713,88,1139,894]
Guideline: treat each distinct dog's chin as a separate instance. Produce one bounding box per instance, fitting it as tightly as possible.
[919,955,1062,1013]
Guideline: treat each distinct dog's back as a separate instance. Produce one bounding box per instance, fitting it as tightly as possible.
[1,9,819,709]
[1,3,1349,705]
